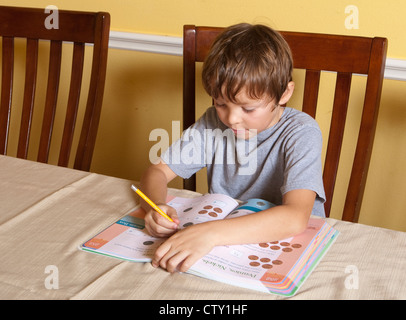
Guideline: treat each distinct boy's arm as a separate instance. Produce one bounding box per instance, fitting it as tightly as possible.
[139,160,176,206]
[139,160,179,236]
[212,189,315,243]
[152,189,316,272]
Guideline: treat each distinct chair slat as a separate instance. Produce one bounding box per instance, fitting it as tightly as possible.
[17,38,38,159]
[302,69,321,118]
[58,42,85,167]
[37,40,62,163]
[323,72,352,217]
[0,36,14,154]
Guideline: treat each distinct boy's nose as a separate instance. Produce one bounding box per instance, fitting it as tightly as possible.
[226,109,241,125]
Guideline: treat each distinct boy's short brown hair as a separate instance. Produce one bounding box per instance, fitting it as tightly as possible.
[202,23,293,104]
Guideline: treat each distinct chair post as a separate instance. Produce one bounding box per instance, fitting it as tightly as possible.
[74,12,110,171]
[182,25,197,190]
[342,37,388,222]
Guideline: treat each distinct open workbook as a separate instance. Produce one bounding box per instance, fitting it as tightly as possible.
[80,192,338,297]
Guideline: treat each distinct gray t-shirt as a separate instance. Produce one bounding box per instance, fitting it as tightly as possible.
[162,106,326,217]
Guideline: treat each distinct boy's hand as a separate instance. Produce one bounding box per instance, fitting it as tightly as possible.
[151,222,216,273]
[144,204,179,237]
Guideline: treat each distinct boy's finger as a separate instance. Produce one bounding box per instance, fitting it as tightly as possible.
[166,208,180,225]
[152,240,170,268]
[152,206,179,229]
[152,211,178,229]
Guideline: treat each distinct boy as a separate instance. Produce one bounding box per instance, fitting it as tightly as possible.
[139,23,326,273]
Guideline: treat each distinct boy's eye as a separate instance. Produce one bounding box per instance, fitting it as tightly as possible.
[214,102,226,108]
[243,108,255,113]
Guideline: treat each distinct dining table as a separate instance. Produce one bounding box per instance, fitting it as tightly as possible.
[1,154,405,303]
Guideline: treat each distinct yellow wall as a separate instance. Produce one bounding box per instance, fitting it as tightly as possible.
[2,0,406,232]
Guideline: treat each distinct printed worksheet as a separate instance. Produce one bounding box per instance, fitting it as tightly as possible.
[81,193,239,262]
[188,218,337,295]
[166,193,239,227]
[80,193,338,296]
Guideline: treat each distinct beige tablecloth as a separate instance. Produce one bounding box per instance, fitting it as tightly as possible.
[1,155,405,300]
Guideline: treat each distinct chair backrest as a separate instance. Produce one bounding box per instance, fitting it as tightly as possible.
[0,6,110,171]
[183,24,387,222]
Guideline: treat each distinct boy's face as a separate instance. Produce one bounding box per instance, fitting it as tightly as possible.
[213,88,284,140]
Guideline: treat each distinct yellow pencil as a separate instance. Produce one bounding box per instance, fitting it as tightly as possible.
[131,185,174,222]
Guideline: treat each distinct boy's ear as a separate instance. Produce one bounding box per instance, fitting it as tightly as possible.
[278,81,295,106]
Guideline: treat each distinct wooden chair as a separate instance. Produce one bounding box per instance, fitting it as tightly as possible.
[183,25,387,222]
[0,6,110,171]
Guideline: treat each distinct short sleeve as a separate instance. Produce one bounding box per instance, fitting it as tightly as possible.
[281,125,326,204]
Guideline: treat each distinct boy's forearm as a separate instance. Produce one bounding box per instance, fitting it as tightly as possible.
[206,201,312,247]
[209,189,315,245]
[139,165,169,210]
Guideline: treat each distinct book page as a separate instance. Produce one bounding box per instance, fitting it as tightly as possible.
[188,218,335,294]
[167,193,239,227]
[81,212,163,261]
[81,193,239,261]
